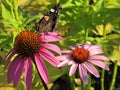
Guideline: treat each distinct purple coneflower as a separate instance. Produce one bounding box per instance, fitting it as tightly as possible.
[5,30,62,90]
[57,41,109,84]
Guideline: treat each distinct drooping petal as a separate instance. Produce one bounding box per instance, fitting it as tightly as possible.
[83,62,100,78]
[69,64,78,76]
[89,55,109,61]
[13,56,25,87]
[41,44,61,55]
[79,64,88,84]
[40,32,62,42]
[57,60,69,67]
[5,48,16,68]
[24,58,32,90]
[39,48,60,67]
[88,60,109,71]
[7,55,23,83]
[89,49,104,56]
[84,41,91,50]
[34,54,50,84]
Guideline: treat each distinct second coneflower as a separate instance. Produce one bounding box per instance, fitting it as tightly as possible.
[5,30,62,90]
[57,41,110,84]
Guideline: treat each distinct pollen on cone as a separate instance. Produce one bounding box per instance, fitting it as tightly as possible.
[72,48,89,63]
[14,31,41,57]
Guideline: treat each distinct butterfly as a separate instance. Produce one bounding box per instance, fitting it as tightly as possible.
[36,3,62,33]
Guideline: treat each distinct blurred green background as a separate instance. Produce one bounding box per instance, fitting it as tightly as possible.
[0,0,120,90]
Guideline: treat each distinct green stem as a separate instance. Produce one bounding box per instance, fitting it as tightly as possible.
[101,69,105,90]
[82,82,86,90]
[101,24,106,90]
[103,24,106,39]
[32,57,49,90]
[109,63,118,90]
[70,76,75,90]
[85,28,89,41]
[86,74,91,90]
[82,75,91,90]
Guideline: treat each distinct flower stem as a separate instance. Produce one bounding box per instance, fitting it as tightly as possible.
[82,82,86,90]
[87,74,91,90]
[39,73,49,90]
[109,63,118,90]
[82,74,91,90]
[100,24,106,90]
[101,69,105,90]
[85,28,89,41]
[70,76,75,90]
[32,58,49,90]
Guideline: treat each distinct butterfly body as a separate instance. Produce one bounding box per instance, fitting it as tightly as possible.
[36,3,62,32]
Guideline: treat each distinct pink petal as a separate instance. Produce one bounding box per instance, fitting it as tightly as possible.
[39,48,60,67]
[88,60,109,71]
[34,54,50,84]
[61,50,72,53]
[89,55,109,61]
[84,41,91,50]
[13,56,25,87]
[69,64,78,76]
[5,48,16,68]
[47,31,58,35]
[89,49,104,56]
[24,58,32,90]
[56,55,68,61]
[57,60,69,67]
[79,64,88,84]
[40,32,62,42]
[7,55,23,83]
[77,44,83,48]
[66,54,73,60]
[68,61,75,65]
[83,62,100,78]
[88,44,101,51]
[40,31,58,36]
[68,46,76,50]
[41,44,61,55]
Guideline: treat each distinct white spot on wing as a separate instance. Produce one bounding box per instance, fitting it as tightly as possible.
[50,8,55,12]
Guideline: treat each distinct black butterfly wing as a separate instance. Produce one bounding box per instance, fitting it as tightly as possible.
[36,3,62,32]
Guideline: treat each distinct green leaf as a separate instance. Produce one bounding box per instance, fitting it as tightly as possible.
[0,0,23,30]
[107,34,120,40]
[92,23,113,36]
[92,0,104,12]
[0,31,14,51]
[45,61,69,82]
[1,0,15,19]
[109,38,120,66]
